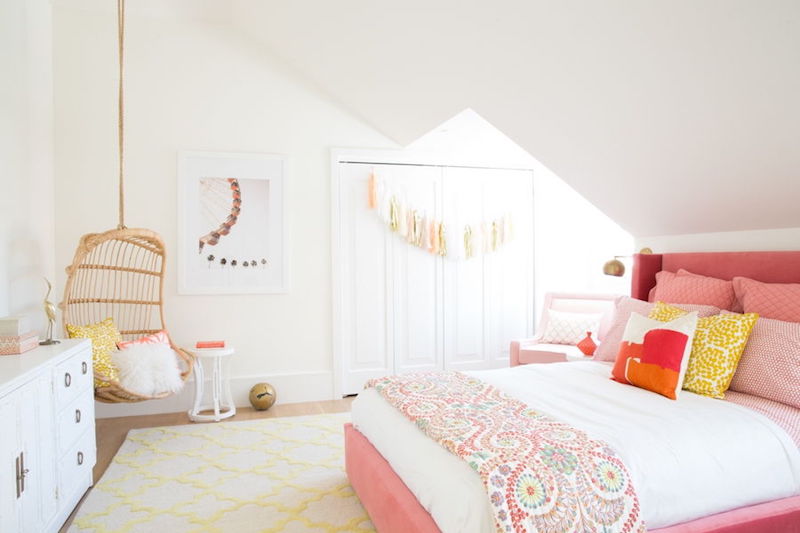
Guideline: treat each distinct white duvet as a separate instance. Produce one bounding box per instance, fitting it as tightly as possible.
[351,362,800,531]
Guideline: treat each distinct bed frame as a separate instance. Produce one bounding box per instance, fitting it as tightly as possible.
[346,250,800,532]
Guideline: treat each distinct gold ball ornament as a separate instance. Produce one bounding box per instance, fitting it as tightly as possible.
[249,383,276,410]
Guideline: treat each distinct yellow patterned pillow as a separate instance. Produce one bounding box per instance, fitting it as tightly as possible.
[66,317,121,388]
[649,302,757,399]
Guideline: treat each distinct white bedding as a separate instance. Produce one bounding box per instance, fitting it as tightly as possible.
[351,362,800,531]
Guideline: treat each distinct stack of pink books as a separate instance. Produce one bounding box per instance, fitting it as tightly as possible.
[0,316,39,355]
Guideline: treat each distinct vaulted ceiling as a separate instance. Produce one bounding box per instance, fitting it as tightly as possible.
[59,0,800,237]
[229,0,800,237]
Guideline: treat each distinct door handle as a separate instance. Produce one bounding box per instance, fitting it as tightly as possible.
[75,408,81,423]
[65,372,72,387]
[82,361,88,374]
[77,451,84,465]
[15,454,21,498]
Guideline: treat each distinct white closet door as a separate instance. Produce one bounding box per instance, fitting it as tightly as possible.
[443,167,534,370]
[389,166,443,375]
[337,163,394,395]
[482,170,535,365]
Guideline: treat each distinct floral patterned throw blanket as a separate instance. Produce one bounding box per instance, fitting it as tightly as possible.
[366,372,646,533]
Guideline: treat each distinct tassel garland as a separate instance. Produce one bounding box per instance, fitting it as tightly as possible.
[369,171,514,260]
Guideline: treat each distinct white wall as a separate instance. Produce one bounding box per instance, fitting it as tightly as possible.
[53,6,396,416]
[637,227,800,254]
[0,0,55,334]
[534,164,633,320]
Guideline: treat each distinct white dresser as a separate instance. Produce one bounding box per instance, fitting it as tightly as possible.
[0,339,95,532]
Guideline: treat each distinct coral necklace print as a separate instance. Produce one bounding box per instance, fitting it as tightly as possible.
[367,372,646,533]
[198,177,241,254]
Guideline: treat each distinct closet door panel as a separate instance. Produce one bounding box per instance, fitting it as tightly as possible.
[482,170,534,365]
[390,166,443,373]
[442,169,488,369]
[339,163,393,395]
[443,167,534,370]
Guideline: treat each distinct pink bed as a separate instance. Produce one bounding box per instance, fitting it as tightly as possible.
[345,250,800,532]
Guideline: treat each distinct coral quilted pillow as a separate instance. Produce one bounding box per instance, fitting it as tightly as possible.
[649,302,758,399]
[732,277,800,323]
[66,317,121,388]
[651,270,737,310]
[611,312,698,399]
[728,314,800,408]
[539,309,602,345]
[117,330,170,350]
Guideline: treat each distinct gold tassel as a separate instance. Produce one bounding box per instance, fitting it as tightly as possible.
[430,221,439,254]
[438,223,447,256]
[389,196,399,232]
[491,220,499,251]
[464,225,473,259]
[368,172,377,209]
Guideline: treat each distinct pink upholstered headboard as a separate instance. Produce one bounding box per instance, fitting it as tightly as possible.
[631,251,800,301]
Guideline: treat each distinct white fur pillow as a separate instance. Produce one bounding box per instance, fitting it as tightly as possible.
[112,343,184,397]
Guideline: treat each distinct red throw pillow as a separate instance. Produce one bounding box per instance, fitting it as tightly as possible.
[611,312,698,399]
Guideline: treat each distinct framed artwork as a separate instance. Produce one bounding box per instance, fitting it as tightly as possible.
[177,151,289,294]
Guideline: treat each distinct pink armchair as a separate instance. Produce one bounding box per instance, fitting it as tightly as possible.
[510,292,618,366]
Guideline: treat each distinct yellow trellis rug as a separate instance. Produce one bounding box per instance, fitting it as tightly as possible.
[69,413,375,533]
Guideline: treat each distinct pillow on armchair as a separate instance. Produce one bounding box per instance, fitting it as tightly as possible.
[539,309,602,345]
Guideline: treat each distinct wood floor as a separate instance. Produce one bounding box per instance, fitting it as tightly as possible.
[60,397,356,532]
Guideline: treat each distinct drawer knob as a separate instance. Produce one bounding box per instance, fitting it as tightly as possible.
[64,372,72,387]
[77,451,84,466]
[75,409,81,423]
[81,361,88,374]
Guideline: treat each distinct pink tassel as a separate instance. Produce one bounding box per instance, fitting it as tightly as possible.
[367,172,377,209]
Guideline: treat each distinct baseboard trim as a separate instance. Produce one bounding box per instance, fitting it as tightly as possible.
[94,371,334,418]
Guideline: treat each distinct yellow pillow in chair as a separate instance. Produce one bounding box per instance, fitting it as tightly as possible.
[66,317,121,388]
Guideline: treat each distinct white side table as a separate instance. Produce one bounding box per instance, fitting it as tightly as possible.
[188,346,236,422]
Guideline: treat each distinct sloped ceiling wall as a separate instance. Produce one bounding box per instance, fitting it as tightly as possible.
[230,0,800,237]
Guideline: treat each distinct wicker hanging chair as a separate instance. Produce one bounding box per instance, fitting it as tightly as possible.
[60,0,193,403]
[61,228,193,403]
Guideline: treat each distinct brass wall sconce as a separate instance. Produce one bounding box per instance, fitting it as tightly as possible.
[602,248,653,277]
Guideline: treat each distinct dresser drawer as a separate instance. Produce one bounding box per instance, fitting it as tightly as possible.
[59,427,95,501]
[54,347,92,406]
[57,388,95,457]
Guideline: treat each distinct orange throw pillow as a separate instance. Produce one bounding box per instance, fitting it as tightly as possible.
[611,312,698,399]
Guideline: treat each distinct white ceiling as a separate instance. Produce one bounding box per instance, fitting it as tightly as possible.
[228,0,800,237]
[58,0,800,237]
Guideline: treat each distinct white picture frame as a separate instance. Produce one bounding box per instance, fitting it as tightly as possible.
[177,151,289,294]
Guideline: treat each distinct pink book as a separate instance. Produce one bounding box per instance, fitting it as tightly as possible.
[196,340,225,349]
[0,332,39,355]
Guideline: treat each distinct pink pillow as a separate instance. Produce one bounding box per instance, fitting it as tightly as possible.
[728,313,800,409]
[733,277,800,323]
[594,297,653,362]
[117,330,170,350]
[595,296,720,362]
[650,270,737,310]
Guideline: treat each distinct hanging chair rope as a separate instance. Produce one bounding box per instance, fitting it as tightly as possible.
[60,0,194,403]
[117,0,126,230]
